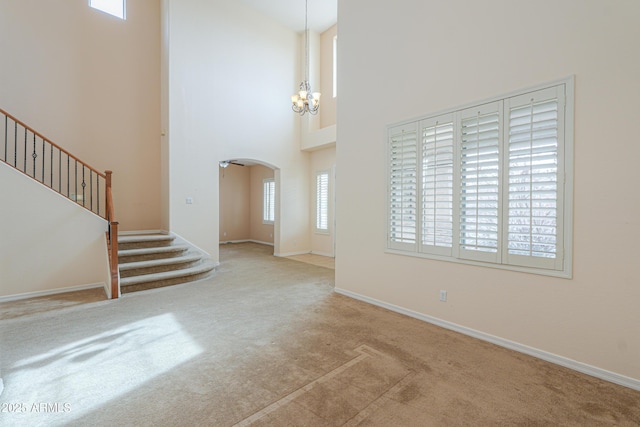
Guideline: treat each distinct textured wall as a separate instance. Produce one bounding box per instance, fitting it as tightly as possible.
[0,0,162,231]
[336,0,640,382]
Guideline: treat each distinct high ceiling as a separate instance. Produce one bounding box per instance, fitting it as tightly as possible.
[238,0,337,33]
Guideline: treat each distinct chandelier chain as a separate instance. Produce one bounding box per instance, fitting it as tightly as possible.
[290,0,320,116]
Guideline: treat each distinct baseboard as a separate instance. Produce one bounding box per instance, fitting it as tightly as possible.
[0,282,106,303]
[221,239,274,247]
[249,240,274,247]
[334,288,640,392]
[170,232,211,258]
[275,250,311,257]
[310,251,334,258]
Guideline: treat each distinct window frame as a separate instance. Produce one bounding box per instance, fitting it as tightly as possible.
[333,36,338,98]
[315,170,330,234]
[385,77,574,278]
[263,178,275,225]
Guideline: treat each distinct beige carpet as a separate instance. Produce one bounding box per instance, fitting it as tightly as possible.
[0,242,638,426]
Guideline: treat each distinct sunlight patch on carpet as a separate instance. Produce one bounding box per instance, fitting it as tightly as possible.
[4,313,202,426]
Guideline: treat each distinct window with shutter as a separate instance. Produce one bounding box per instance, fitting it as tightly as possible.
[505,86,565,270]
[459,104,501,263]
[316,171,330,232]
[421,116,454,256]
[388,124,418,251]
[386,78,573,277]
[263,178,275,224]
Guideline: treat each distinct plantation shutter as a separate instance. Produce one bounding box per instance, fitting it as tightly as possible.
[316,171,329,231]
[458,103,501,263]
[420,115,454,256]
[263,178,275,223]
[504,86,564,269]
[388,123,418,251]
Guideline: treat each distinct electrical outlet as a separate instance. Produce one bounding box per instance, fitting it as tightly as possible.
[439,290,447,302]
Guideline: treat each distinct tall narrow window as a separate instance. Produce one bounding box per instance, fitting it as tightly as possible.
[421,116,454,256]
[459,104,501,263]
[90,0,126,20]
[505,86,564,270]
[388,124,418,251]
[263,178,275,224]
[316,171,330,232]
[333,36,338,98]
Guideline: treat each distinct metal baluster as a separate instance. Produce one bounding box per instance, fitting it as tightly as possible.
[90,170,93,212]
[82,165,86,207]
[42,138,45,182]
[75,160,78,203]
[3,115,7,162]
[50,144,53,186]
[23,128,27,172]
[32,133,37,178]
[67,155,70,197]
[14,122,17,167]
[59,149,62,193]
[97,175,100,216]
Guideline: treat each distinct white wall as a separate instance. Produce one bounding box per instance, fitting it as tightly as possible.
[337,0,640,383]
[0,0,162,232]
[165,0,310,259]
[249,165,275,245]
[0,165,109,299]
[310,147,335,256]
[219,164,250,242]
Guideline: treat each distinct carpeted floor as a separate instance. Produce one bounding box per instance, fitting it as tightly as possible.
[0,242,638,426]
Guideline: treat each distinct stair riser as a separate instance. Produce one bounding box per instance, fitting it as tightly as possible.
[119,250,188,264]
[118,240,174,250]
[121,269,215,294]
[120,260,202,278]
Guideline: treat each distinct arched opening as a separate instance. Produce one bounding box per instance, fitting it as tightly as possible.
[218,158,280,256]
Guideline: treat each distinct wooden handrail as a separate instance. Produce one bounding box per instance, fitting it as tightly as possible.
[0,107,106,179]
[105,170,119,299]
[1,107,120,298]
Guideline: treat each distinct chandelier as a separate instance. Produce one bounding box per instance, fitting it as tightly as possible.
[291,0,320,115]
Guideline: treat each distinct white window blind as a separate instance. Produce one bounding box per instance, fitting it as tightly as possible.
[421,116,454,256]
[388,124,418,250]
[459,104,501,263]
[263,178,275,224]
[386,79,572,277]
[316,171,330,232]
[505,86,564,270]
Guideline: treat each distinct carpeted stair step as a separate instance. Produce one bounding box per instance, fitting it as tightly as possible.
[118,234,176,250]
[120,260,217,293]
[119,254,203,278]
[118,244,189,263]
[116,231,217,294]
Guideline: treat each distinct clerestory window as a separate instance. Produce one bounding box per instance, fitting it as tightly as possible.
[89,0,126,20]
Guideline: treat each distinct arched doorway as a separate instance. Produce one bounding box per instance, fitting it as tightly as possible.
[218,159,280,255]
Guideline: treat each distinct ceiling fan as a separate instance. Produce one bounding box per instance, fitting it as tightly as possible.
[219,160,245,168]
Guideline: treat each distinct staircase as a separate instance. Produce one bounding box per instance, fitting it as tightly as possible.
[1,107,120,299]
[118,233,216,293]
